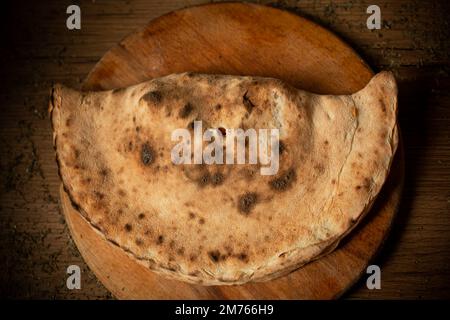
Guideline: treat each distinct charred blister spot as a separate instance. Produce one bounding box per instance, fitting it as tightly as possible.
[94,191,105,200]
[324,140,329,146]
[198,217,205,225]
[215,104,222,110]
[379,98,386,113]
[208,250,222,263]
[157,235,164,244]
[355,185,362,190]
[124,223,132,232]
[81,177,92,186]
[211,172,224,186]
[138,213,145,220]
[314,163,325,174]
[238,192,258,215]
[269,168,296,191]
[66,118,72,127]
[141,142,155,165]
[243,91,255,113]
[179,102,194,118]
[197,172,210,187]
[189,254,197,262]
[188,212,196,219]
[100,168,109,178]
[141,90,162,104]
[118,189,126,197]
[224,245,233,255]
[177,247,185,256]
[273,90,280,99]
[135,126,140,132]
[237,252,249,262]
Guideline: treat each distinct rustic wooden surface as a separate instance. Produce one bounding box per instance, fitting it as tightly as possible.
[61,2,403,299]
[0,0,449,299]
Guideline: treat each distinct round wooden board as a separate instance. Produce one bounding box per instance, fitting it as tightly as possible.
[61,2,404,299]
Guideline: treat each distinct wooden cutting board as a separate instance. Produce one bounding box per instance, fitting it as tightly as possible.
[60,2,404,299]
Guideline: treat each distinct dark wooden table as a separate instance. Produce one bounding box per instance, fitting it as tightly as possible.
[0,0,449,299]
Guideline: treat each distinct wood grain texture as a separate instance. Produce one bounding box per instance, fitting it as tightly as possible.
[82,2,374,93]
[57,2,404,299]
[0,0,448,299]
